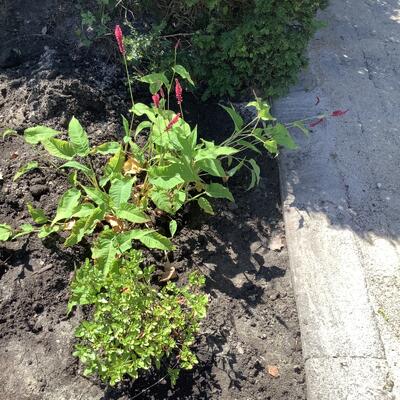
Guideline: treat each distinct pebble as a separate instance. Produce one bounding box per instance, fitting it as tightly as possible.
[30,184,48,199]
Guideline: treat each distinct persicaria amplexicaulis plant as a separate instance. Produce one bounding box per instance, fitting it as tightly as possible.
[0,23,350,387]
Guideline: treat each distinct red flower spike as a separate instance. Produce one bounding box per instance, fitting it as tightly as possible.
[175,79,183,105]
[152,93,160,108]
[166,113,181,131]
[175,39,181,51]
[114,25,125,55]
[309,118,325,128]
[331,109,349,117]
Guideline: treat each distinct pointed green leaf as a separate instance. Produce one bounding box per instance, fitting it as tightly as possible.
[68,117,90,156]
[150,188,186,214]
[42,138,77,160]
[169,220,177,237]
[52,188,81,225]
[60,161,95,180]
[109,176,134,208]
[197,158,226,177]
[139,231,173,251]
[264,139,278,154]
[115,203,150,224]
[64,207,105,247]
[292,121,309,137]
[92,229,118,276]
[237,139,261,154]
[13,161,39,181]
[248,159,260,188]
[24,126,59,145]
[172,65,194,85]
[38,224,60,238]
[220,104,244,131]
[205,183,234,202]
[197,197,214,215]
[27,203,48,224]
[83,186,109,206]
[93,142,121,155]
[100,149,125,187]
[269,124,297,150]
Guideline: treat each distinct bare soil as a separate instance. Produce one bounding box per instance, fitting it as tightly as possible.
[0,1,306,399]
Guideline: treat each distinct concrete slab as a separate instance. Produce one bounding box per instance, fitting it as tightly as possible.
[274,0,400,398]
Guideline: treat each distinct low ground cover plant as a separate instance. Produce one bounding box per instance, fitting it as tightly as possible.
[0,24,347,387]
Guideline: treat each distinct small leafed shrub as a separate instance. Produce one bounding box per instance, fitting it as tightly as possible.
[127,0,327,98]
[69,250,207,385]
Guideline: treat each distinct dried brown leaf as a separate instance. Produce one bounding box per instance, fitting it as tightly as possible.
[123,157,142,175]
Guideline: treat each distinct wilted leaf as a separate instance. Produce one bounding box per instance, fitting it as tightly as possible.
[123,157,142,175]
[105,214,126,233]
[159,261,177,282]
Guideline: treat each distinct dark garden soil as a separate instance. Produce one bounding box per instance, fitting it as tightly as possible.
[0,1,306,399]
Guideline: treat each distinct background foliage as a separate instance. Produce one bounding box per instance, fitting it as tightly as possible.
[101,0,327,99]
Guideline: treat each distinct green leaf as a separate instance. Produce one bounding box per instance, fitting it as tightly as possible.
[139,72,169,93]
[131,103,156,122]
[150,188,186,214]
[52,188,81,225]
[269,124,297,150]
[13,161,39,181]
[264,139,278,154]
[92,230,118,276]
[38,224,60,238]
[0,224,13,241]
[27,203,48,224]
[139,231,173,251]
[42,138,77,160]
[72,203,95,218]
[169,220,177,238]
[68,117,90,156]
[149,175,184,190]
[205,183,234,202]
[24,126,59,145]
[135,121,152,137]
[197,158,226,177]
[195,141,238,161]
[227,158,245,177]
[172,65,194,85]
[60,161,95,180]
[247,99,275,121]
[122,115,130,137]
[248,159,260,189]
[100,149,125,187]
[93,142,121,155]
[197,197,214,215]
[292,121,309,137]
[64,207,105,247]
[83,186,109,206]
[237,139,261,154]
[12,223,34,239]
[220,104,244,131]
[109,176,134,208]
[114,203,150,224]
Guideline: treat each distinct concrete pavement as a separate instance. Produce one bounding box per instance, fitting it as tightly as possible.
[274,0,400,398]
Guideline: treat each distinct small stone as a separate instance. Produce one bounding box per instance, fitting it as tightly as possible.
[30,184,48,199]
[268,290,280,301]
